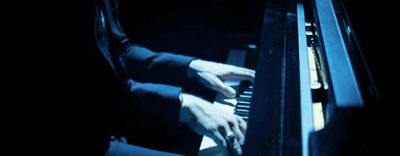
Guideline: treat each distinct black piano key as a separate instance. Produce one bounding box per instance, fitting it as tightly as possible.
[239,80,252,87]
[241,87,253,94]
[235,110,250,116]
[238,81,253,92]
[237,98,251,102]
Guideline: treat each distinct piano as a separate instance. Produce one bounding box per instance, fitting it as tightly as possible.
[199,0,379,155]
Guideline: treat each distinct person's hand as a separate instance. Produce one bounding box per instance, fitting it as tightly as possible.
[187,59,255,98]
[179,93,247,155]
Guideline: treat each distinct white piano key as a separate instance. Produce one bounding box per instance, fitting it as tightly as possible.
[199,136,218,150]
[222,98,238,106]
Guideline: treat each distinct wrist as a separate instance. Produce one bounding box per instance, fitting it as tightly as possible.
[179,93,194,123]
[187,59,203,78]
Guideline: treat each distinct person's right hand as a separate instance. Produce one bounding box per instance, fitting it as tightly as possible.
[179,93,247,155]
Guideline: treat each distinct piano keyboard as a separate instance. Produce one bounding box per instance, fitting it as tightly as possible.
[199,80,253,152]
[199,49,254,153]
[234,81,253,122]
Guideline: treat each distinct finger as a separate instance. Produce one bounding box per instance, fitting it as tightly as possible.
[225,129,243,156]
[236,116,247,144]
[237,116,247,134]
[213,122,232,147]
[209,130,227,147]
[210,75,237,98]
[237,67,255,75]
[218,121,232,137]
[231,138,243,156]
[220,69,255,82]
[236,68,256,80]
[230,121,245,145]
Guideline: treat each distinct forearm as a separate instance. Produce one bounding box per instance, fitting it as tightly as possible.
[123,79,183,134]
[121,42,196,85]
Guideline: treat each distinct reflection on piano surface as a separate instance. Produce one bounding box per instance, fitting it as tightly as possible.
[198,0,379,155]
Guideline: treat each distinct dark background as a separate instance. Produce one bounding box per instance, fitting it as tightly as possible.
[342,0,394,154]
[118,0,264,62]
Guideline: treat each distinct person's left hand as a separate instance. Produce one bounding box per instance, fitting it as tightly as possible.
[187,59,255,98]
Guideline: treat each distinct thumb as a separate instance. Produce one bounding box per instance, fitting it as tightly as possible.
[211,76,236,98]
[198,72,237,98]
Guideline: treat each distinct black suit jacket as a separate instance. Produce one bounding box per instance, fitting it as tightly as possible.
[92,0,196,154]
[7,0,199,154]
[7,0,209,155]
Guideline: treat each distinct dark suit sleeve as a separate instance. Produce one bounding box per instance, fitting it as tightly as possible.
[122,79,183,135]
[121,40,196,86]
[109,3,196,85]
[102,1,195,133]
